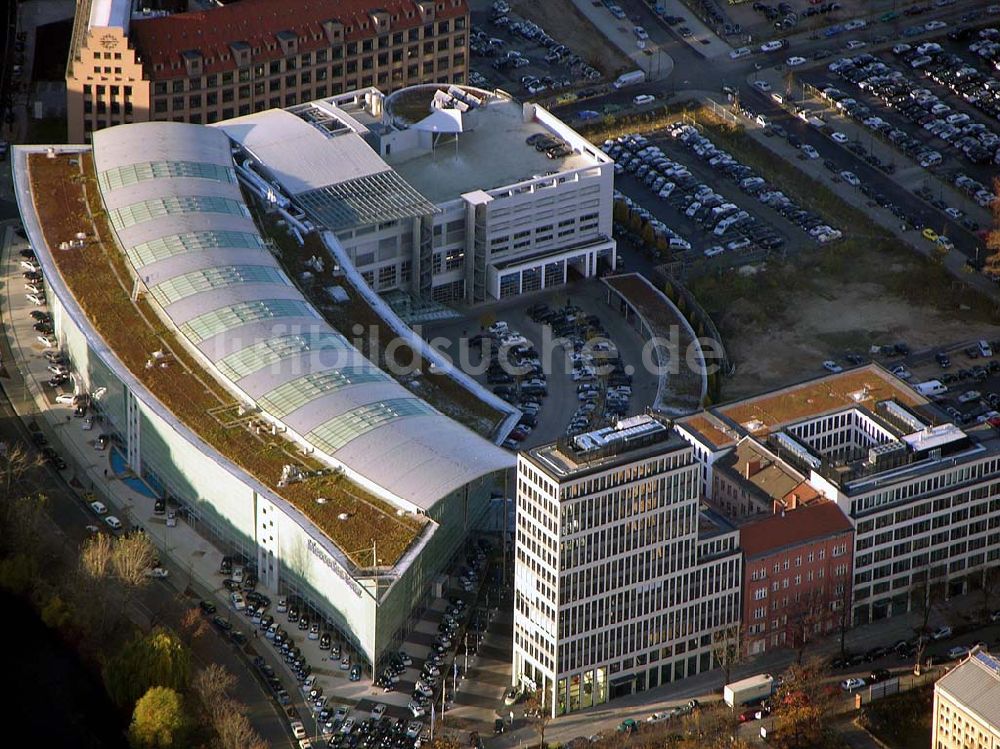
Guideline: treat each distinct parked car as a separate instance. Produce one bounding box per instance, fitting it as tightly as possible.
[841,677,866,691]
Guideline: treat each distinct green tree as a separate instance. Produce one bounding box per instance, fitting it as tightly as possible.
[613,200,629,224]
[0,552,38,596]
[641,222,656,247]
[41,594,74,633]
[128,686,188,749]
[105,627,192,710]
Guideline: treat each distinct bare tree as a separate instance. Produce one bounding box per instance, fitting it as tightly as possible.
[786,588,826,665]
[215,699,267,749]
[193,663,237,717]
[910,567,944,675]
[81,532,115,579]
[711,623,745,686]
[525,688,553,748]
[112,532,156,615]
[0,442,43,505]
[976,566,1000,624]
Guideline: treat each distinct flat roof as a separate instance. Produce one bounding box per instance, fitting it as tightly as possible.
[717,365,927,439]
[384,97,596,204]
[936,651,1000,732]
[524,418,688,483]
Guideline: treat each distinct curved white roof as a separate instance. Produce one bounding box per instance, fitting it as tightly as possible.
[91,121,512,511]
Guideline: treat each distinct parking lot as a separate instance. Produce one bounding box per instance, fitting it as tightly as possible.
[211,537,508,746]
[424,281,659,451]
[607,122,843,269]
[467,0,633,99]
[899,338,1000,427]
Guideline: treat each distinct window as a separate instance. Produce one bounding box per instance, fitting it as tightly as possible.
[754,588,767,600]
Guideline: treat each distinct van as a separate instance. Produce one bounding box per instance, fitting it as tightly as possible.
[613,70,646,89]
[979,340,993,358]
[913,380,947,397]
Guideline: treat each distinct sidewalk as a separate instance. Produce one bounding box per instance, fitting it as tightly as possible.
[566,0,675,81]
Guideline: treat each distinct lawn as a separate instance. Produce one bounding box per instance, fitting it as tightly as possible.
[857,685,933,749]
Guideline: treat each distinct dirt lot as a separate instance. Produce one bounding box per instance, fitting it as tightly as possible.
[507,0,633,77]
[690,237,1000,400]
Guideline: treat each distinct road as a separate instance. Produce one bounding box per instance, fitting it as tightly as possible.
[547,0,991,270]
[0,219,291,747]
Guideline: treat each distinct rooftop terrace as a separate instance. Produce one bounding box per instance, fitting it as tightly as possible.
[383,94,596,204]
[26,151,424,567]
[717,366,926,440]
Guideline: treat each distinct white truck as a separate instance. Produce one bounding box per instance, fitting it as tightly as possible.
[613,70,646,89]
[913,379,947,398]
[724,674,774,708]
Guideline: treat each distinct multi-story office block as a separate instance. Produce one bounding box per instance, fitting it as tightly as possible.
[66,0,470,143]
[679,365,1000,629]
[514,416,741,717]
[933,649,1000,749]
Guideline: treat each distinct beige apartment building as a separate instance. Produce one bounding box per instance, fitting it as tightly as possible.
[66,0,470,143]
[933,650,1000,749]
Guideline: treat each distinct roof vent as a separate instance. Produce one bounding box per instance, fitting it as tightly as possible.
[315,497,328,504]
[337,512,350,521]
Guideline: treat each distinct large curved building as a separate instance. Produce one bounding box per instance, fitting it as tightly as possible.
[12,119,512,667]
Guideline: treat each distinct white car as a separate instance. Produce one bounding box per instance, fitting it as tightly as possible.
[801,145,819,159]
[947,645,969,660]
[924,20,947,31]
[231,591,246,610]
[291,721,307,740]
[840,171,860,186]
[844,40,866,50]
[729,46,752,60]
[146,567,169,579]
[760,40,783,53]
[90,500,108,515]
[823,360,843,373]
[932,625,953,640]
[371,704,387,721]
[841,677,866,691]
[786,56,807,66]
[633,94,656,106]
[55,393,76,405]
[26,293,46,306]
[753,79,771,92]
[104,515,122,530]
[958,391,981,404]
[831,131,849,143]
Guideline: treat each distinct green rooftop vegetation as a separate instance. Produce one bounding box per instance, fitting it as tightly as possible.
[261,215,507,438]
[27,152,424,567]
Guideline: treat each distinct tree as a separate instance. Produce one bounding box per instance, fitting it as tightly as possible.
[105,627,192,710]
[41,594,74,633]
[524,688,552,748]
[711,624,744,687]
[975,566,1000,623]
[214,705,267,749]
[786,588,826,664]
[770,658,835,749]
[910,566,945,675]
[982,177,1000,278]
[112,532,156,615]
[641,222,656,248]
[127,686,188,749]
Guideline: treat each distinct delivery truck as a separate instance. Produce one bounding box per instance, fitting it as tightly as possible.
[724,673,775,708]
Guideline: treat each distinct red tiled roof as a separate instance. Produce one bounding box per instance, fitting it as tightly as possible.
[740,500,853,559]
[128,0,468,76]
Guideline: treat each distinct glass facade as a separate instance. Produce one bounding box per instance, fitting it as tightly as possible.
[257,367,390,418]
[216,332,350,380]
[98,160,235,192]
[179,298,318,344]
[307,398,433,453]
[149,264,289,307]
[127,230,266,268]
[109,195,249,230]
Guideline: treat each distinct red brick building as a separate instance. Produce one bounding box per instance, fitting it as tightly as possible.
[741,501,854,656]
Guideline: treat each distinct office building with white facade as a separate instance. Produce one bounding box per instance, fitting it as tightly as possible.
[12,121,514,671]
[513,415,741,717]
[933,649,1000,749]
[224,84,615,304]
[678,365,1000,628]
